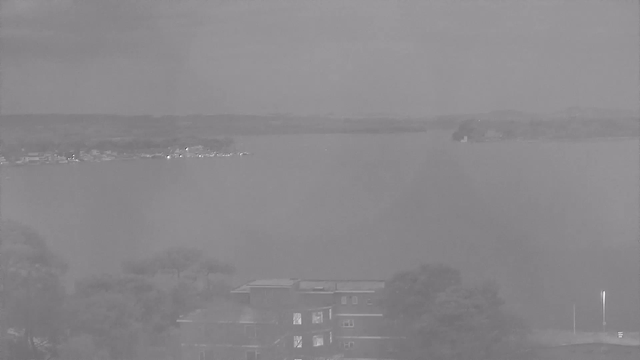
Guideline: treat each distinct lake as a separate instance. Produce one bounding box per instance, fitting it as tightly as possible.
[2,132,638,331]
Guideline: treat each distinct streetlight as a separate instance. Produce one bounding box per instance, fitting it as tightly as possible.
[601,290,606,333]
[573,303,576,335]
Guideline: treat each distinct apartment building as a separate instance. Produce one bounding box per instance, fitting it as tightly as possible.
[179,278,397,360]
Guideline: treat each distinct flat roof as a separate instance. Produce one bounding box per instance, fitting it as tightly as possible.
[231,279,385,293]
[231,278,300,292]
[247,278,300,287]
[300,280,385,292]
[336,281,385,291]
[179,302,278,324]
[298,280,337,291]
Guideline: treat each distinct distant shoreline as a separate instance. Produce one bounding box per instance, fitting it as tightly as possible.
[460,136,638,144]
[0,148,251,168]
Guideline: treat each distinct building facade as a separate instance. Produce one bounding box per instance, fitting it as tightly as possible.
[179,279,397,360]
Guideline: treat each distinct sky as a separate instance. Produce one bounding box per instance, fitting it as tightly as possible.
[1,0,638,116]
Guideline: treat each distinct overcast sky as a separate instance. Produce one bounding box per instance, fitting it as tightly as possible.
[1,0,638,116]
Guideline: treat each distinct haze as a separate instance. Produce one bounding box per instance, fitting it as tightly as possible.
[2,0,638,116]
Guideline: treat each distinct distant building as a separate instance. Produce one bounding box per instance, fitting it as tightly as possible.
[179,279,396,360]
[24,153,41,163]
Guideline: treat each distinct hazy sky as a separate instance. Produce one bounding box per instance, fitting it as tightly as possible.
[1,0,638,116]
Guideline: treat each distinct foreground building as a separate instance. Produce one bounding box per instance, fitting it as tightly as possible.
[179,279,398,360]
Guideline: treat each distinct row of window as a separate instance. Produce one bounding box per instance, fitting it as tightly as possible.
[226,317,345,340]
[341,319,354,328]
[293,309,331,325]
[293,332,332,348]
[342,341,355,350]
[340,296,374,306]
[294,338,356,350]
[207,316,355,342]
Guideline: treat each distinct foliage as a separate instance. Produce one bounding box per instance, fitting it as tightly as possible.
[0,221,68,360]
[0,222,234,360]
[382,264,462,321]
[57,335,110,360]
[381,264,530,360]
[69,290,142,360]
[121,257,160,277]
[451,117,639,142]
[153,246,203,278]
[69,247,234,359]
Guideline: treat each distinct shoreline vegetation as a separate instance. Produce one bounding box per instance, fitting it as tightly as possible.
[450,115,638,143]
[0,109,637,167]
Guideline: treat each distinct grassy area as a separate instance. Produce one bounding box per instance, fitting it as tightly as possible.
[529,329,640,346]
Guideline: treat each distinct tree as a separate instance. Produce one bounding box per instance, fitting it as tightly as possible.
[381,264,529,360]
[0,221,68,360]
[191,258,235,297]
[121,257,159,277]
[69,290,142,360]
[70,247,235,359]
[70,273,170,359]
[382,264,462,321]
[154,247,202,278]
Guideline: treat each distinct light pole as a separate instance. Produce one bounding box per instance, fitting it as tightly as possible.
[573,303,576,335]
[601,290,606,333]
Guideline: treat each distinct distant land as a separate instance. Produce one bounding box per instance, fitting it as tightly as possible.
[450,107,639,143]
[0,107,637,150]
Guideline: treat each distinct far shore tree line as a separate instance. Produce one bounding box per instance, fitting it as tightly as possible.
[452,117,638,142]
[0,221,534,360]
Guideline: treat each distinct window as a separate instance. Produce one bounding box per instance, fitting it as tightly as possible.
[312,311,323,324]
[366,299,373,306]
[329,308,332,320]
[341,296,347,305]
[293,313,302,325]
[199,352,206,360]
[341,319,354,328]
[246,351,259,360]
[293,336,303,348]
[343,341,355,349]
[351,296,358,305]
[329,331,332,343]
[245,325,256,338]
[313,334,324,347]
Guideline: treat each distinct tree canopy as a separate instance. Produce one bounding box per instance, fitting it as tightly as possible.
[381,264,531,360]
[0,221,68,360]
[0,221,235,360]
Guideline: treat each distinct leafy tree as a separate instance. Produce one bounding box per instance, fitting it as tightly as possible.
[154,246,203,278]
[121,257,160,277]
[69,290,142,360]
[70,273,173,359]
[68,246,235,360]
[383,264,462,321]
[381,264,530,360]
[191,258,235,294]
[0,221,68,360]
[57,334,110,360]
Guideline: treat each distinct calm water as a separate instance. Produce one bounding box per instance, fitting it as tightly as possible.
[2,132,638,331]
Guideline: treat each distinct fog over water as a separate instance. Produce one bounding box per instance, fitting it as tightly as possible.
[2,132,637,331]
